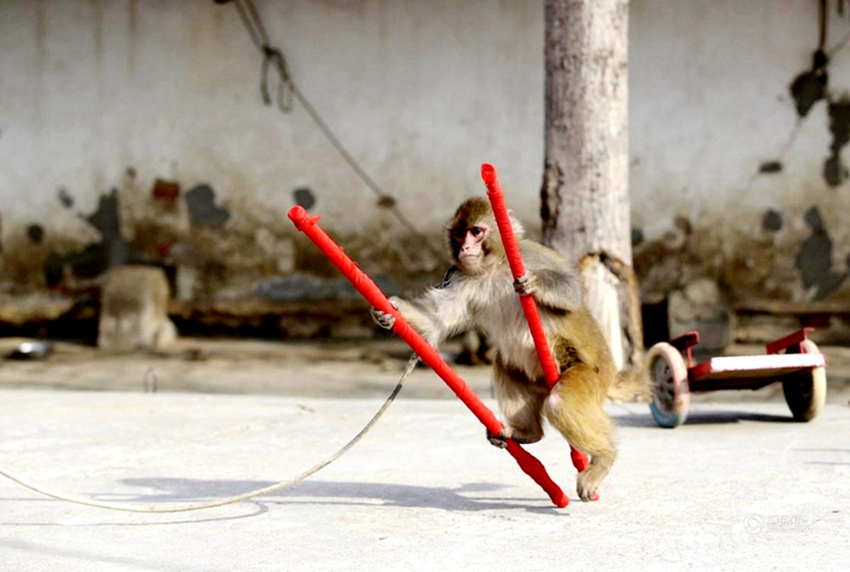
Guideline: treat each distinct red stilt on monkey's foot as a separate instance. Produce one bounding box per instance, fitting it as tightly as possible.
[571,447,590,473]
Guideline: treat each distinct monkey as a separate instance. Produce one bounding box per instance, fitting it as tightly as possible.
[372,197,650,501]
[98,265,177,352]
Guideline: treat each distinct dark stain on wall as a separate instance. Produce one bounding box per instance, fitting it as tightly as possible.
[45,188,132,287]
[186,184,230,227]
[824,97,850,187]
[82,188,132,270]
[58,188,74,209]
[789,50,828,119]
[794,205,848,299]
[786,50,850,188]
[27,224,44,244]
[376,195,396,208]
[631,226,644,247]
[151,178,181,208]
[293,187,316,211]
[759,161,783,174]
[762,209,783,232]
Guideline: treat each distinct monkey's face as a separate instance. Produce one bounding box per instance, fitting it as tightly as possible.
[451,223,491,273]
[447,198,506,275]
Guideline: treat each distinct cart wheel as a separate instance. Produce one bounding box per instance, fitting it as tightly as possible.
[782,339,827,422]
[647,342,690,428]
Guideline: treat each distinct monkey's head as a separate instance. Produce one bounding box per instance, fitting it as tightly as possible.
[446,198,524,275]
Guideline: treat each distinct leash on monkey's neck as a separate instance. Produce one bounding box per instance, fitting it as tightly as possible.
[0,355,419,514]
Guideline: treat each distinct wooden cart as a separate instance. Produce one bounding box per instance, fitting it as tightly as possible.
[647,328,827,428]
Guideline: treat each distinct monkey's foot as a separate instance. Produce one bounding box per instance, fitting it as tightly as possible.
[486,428,511,449]
[577,467,605,502]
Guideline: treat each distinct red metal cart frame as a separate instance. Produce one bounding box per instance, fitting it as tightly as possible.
[647,327,828,427]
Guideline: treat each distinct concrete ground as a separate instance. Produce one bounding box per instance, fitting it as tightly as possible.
[0,337,848,570]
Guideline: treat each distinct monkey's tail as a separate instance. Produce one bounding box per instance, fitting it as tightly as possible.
[607,366,653,403]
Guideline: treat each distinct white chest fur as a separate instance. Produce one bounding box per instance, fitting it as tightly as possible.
[457,268,548,378]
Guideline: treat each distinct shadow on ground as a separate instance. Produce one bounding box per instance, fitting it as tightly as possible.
[91,478,562,514]
[615,410,797,428]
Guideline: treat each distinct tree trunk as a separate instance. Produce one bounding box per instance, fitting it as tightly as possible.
[541,0,643,368]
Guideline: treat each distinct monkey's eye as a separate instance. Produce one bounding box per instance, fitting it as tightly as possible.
[470,227,484,237]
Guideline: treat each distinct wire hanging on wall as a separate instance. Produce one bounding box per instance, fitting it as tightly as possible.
[218,0,442,260]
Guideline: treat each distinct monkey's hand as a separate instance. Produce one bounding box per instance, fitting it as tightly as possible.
[486,427,513,449]
[513,272,538,297]
[371,299,398,330]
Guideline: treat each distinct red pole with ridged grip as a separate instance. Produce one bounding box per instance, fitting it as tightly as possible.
[481,163,591,476]
[288,206,569,508]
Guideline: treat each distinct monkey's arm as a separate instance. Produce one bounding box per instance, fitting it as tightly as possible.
[372,285,473,346]
[391,286,474,346]
[523,269,583,312]
[516,242,584,313]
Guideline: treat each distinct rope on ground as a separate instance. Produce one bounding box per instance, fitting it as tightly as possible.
[0,355,419,514]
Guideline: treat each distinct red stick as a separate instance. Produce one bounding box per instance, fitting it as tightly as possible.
[288,206,569,508]
[481,163,591,475]
[481,164,561,387]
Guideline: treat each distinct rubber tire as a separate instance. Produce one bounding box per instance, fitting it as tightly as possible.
[782,339,827,422]
[647,342,690,428]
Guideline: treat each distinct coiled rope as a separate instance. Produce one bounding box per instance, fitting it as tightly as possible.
[0,355,418,513]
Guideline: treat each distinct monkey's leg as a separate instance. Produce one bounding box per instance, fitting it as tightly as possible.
[489,361,548,446]
[544,364,616,502]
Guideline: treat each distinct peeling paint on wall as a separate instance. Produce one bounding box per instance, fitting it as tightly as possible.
[825,97,850,187]
[631,227,644,247]
[57,188,74,209]
[787,49,850,188]
[795,206,848,300]
[185,184,231,227]
[789,50,828,119]
[26,224,44,244]
[43,189,134,287]
[758,161,783,174]
[151,178,181,208]
[762,209,783,232]
[292,187,316,211]
[84,190,122,252]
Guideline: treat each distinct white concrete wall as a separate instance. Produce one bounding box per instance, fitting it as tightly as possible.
[0,0,544,237]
